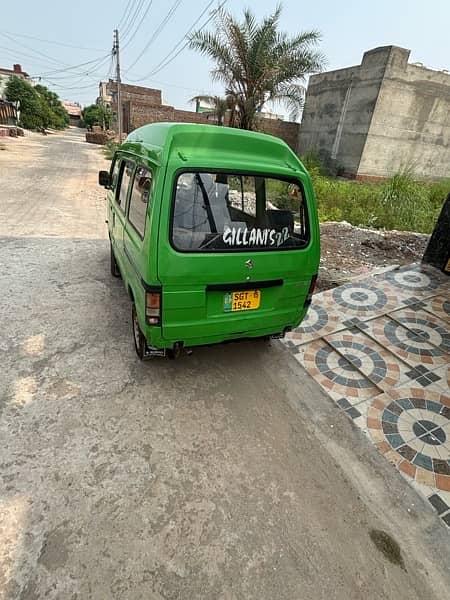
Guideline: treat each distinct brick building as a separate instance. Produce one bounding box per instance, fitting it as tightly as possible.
[62,101,82,126]
[97,79,299,151]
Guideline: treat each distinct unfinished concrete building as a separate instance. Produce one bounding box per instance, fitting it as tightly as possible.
[299,46,450,179]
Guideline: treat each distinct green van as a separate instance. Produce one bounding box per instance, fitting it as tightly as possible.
[99,123,319,359]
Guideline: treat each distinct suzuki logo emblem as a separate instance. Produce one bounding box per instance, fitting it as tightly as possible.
[245,259,254,269]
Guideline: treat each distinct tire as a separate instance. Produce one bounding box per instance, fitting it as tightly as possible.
[132,303,147,360]
[110,242,121,278]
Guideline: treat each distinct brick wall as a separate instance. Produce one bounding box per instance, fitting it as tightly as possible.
[107,81,162,111]
[257,118,299,152]
[104,79,300,151]
[101,79,301,151]
[128,102,299,151]
[129,102,220,130]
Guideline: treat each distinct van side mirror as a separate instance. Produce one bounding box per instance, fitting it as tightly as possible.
[98,170,111,188]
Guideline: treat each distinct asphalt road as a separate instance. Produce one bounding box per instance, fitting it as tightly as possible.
[0,129,449,600]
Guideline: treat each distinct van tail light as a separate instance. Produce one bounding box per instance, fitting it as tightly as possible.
[145,289,162,325]
[304,275,318,307]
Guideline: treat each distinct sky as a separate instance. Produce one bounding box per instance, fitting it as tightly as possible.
[1,0,449,118]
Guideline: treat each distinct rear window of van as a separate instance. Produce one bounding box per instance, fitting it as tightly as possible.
[171,171,309,252]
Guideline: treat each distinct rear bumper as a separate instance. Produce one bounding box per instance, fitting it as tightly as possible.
[144,308,307,350]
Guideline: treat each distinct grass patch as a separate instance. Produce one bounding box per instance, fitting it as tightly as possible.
[300,155,449,234]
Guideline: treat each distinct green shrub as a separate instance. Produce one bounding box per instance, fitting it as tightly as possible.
[308,169,448,234]
[102,140,120,160]
[5,76,69,130]
[83,104,113,129]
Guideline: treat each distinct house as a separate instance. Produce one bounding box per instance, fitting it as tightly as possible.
[62,101,82,126]
[0,64,31,99]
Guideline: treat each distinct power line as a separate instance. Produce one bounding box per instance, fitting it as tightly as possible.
[41,78,98,92]
[0,30,70,69]
[119,0,140,36]
[122,0,146,40]
[0,45,61,73]
[121,0,154,51]
[32,54,111,78]
[106,52,115,79]
[125,0,183,71]
[0,30,111,85]
[126,0,223,81]
[0,31,110,81]
[0,29,103,52]
[117,0,135,29]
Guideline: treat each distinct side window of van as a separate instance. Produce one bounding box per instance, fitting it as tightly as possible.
[127,166,152,238]
[110,157,121,190]
[116,160,134,210]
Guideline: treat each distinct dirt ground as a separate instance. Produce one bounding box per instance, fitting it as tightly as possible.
[317,222,429,292]
[0,129,449,600]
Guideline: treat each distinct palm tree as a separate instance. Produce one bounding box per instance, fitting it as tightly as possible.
[189,94,234,126]
[189,4,325,130]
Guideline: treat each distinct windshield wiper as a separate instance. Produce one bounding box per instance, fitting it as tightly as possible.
[198,233,223,249]
[195,174,217,233]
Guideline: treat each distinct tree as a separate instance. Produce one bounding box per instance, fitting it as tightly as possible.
[5,76,69,130]
[189,94,236,126]
[82,104,113,130]
[35,85,69,129]
[189,5,325,130]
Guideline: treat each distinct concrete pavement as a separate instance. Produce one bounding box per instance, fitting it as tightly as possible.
[0,129,449,599]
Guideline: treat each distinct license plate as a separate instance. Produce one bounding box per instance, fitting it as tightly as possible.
[224,290,261,312]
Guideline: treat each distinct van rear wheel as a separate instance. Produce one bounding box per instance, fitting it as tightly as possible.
[110,242,121,278]
[132,304,147,360]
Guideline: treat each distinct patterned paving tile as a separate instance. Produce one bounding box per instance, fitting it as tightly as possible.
[335,397,373,433]
[285,301,343,345]
[372,263,449,299]
[329,281,402,319]
[367,388,450,492]
[401,296,427,310]
[365,315,450,368]
[389,308,450,354]
[284,262,450,526]
[297,339,382,402]
[324,329,407,392]
[432,365,450,394]
[403,365,444,390]
[428,492,450,515]
[423,295,450,325]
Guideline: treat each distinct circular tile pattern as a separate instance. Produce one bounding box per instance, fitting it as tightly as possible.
[384,316,450,357]
[302,340,380,399]
[368,388,450,490]
[332,283,388,313]
[384,268,440,292]
[297,304,329,333]
[412,420,446,445]
[431,296,450,323]
[314,340,396,386]
[443,299,450,315]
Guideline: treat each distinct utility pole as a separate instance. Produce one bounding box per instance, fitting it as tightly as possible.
[113,29,122,141]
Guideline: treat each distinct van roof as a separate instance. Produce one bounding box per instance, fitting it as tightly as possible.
[123,122,305,174]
